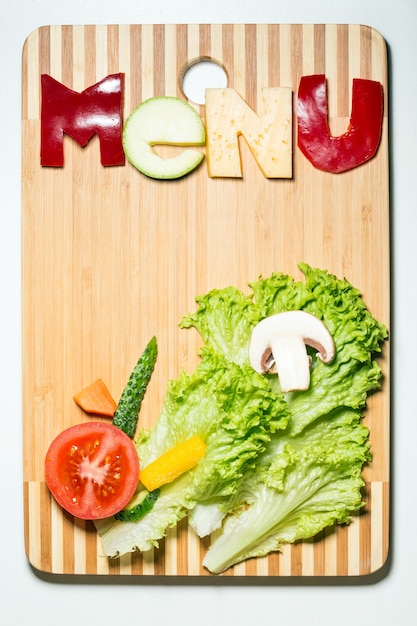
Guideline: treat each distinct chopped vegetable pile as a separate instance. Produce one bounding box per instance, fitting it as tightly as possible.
[95,264,387,574]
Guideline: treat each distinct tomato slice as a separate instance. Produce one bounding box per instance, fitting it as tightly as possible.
[45,422,140,520]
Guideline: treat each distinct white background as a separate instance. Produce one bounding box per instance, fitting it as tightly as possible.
[1,1,416,624]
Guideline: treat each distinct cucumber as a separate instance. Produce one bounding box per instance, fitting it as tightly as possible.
[114,488,160,522]
[112,336,157,438]
[122,96,206,180]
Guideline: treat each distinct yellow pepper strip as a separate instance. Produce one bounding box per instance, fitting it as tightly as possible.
[140,435,207,491]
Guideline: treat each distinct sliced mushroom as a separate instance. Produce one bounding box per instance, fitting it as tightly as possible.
[249,310,335,392]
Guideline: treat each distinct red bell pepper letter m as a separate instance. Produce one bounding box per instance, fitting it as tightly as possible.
[40,73,125,167]
[297,74,383,173]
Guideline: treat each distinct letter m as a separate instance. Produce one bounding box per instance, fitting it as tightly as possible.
[40,73,125,167]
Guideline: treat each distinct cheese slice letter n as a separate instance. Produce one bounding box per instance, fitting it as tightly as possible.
[205,87,293,179]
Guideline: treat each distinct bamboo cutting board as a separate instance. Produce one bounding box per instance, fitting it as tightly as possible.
[22,24,390,577]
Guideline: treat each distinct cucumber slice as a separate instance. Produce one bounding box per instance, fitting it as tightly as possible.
[114,488,160,522]
[123,96,206,179]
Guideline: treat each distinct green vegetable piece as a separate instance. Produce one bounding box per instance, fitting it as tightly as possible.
[112,336,157,438]
[114,489,160,522]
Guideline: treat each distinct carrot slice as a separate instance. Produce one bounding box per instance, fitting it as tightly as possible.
[140,435,207,491]
[73,379,117,417]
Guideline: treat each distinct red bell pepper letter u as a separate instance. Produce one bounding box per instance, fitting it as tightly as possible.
[297,74,383,173]
[40,73,125,167]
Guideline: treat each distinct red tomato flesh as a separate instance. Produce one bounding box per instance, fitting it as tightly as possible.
[45,422,139,520]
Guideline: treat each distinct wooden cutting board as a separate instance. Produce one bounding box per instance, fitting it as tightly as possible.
[22,23,390,577]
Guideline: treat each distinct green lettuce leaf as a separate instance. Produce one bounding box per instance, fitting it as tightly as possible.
[97,264,388,571]
[179,286,260,365]
[203,407,371,573]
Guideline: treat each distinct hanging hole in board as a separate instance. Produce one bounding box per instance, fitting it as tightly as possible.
[181,58,228,105]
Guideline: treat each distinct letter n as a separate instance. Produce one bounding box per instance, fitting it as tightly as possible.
[205,87,293,178]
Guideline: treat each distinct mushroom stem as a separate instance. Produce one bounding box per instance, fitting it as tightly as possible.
[269,335,311,392]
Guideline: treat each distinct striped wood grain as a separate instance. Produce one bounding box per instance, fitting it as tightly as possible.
[22,24,390,577]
